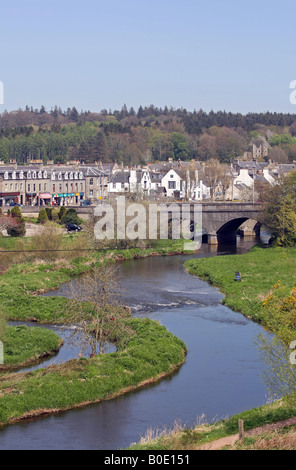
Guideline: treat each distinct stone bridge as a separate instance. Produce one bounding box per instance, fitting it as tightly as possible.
[200,202,262,244]
[184,202,262,245]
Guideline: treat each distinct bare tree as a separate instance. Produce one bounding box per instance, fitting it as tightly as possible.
[203,158,232,200]
[66,264,133,356]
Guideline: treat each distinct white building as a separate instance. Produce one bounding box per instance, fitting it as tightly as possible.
[161,169,184,198]
[192,180,211,200]
[233,168,254,188]
[108,171,130,193]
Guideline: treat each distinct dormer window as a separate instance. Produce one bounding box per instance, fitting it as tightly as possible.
[52,172,56,181]
[19,171,24,179]
[33,171,37,179]
[65,172,69,180]
[27,171,31,179]
[79,172,83,179]
[12,171,16,180]
[70,172,73,180]
[43,171,47,178]
[38,171,43,179]
[74,172,78,179]
[58,172,62,180]
[4,171,8,180]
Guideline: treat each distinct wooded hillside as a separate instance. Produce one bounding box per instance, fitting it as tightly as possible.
[1,105,296,166]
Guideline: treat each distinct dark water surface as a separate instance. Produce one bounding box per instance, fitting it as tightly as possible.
[0,239,271,450]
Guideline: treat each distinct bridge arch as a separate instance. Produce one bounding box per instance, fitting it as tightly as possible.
[207,217,262,245]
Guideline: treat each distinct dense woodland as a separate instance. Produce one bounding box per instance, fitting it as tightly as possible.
[1,105,296,166]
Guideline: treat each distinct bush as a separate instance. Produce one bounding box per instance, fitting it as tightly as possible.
[37,209,49,225]
[7,206,26,237]
[58,206,67,222]
[45,207,53,220]
[63,208,81,225]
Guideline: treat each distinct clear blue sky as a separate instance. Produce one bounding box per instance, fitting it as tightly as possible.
[1,0,296,114]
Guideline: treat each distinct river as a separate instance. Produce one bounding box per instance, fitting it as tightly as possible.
[0,237,271,450]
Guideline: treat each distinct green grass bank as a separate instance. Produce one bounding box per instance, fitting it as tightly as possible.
[0,325,62,371]
[0,318,186,427]
[185,245,296,341]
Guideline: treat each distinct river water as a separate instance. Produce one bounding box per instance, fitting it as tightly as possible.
[0,238,271,450]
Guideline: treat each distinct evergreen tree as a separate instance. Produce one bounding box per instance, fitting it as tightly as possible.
[37,208,49,225]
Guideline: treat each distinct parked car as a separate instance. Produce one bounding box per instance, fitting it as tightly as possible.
[66,223,82,232]
[9,202,21,207]
[80,200,91,206]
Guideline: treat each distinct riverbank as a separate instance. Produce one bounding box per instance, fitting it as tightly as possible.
[185,244,296,342]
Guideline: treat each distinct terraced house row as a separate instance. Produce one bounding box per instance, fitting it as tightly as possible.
[0,164,109,207]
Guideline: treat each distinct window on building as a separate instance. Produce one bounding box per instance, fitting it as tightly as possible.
[168,181,176,189]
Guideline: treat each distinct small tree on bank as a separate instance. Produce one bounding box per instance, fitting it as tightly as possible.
[66,264,133,356]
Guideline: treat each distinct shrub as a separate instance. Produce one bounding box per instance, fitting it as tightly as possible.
[37,209,49,225]
[7,206,26,237]
[63,208,81,225]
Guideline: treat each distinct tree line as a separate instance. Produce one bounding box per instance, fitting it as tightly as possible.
[1,105,296,165]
